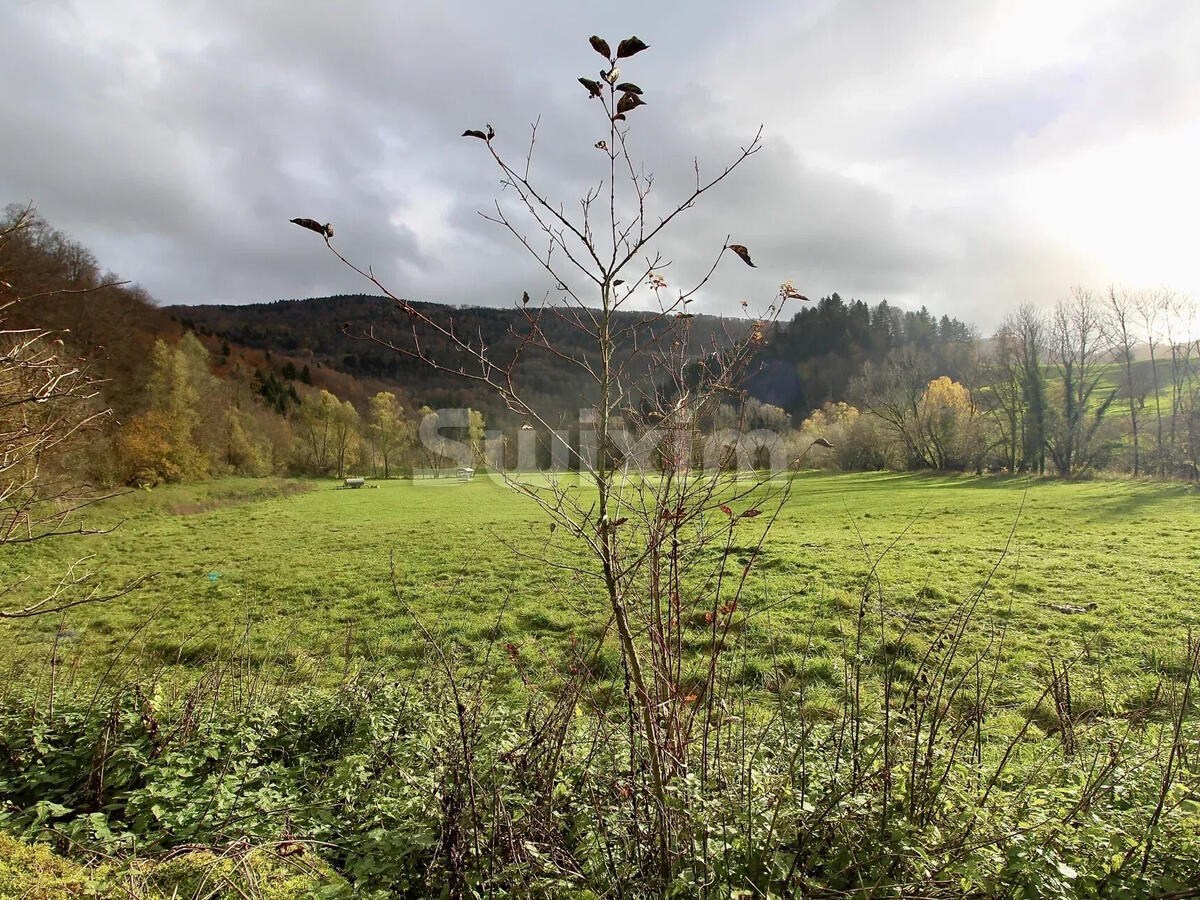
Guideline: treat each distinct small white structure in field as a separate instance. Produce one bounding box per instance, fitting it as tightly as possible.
[456,467,475,482]
[344,477,365,488]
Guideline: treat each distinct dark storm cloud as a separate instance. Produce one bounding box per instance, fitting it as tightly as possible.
[2,1,1196,331]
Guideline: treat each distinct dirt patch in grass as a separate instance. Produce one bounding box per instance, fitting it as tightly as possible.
[167,481,313,515]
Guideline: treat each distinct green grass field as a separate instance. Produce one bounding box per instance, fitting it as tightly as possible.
[7,472,1200,718]
[6,471,1200,895]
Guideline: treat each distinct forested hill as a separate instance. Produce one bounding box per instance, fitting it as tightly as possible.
[167,295,744,427]
[170,293,978,426]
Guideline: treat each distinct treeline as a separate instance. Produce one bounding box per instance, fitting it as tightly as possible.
[0,206,172,424]
[6,204,1198,484]
[118,334,487,482]
[798,289,1200,478]
[173,294,979,429]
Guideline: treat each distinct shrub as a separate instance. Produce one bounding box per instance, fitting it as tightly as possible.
[798,401,895,470]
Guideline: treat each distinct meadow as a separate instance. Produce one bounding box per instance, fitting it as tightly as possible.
[8,471,1200,719]
[7,471,1200,897]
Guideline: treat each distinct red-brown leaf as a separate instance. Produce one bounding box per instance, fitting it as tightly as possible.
[727,244,756,267]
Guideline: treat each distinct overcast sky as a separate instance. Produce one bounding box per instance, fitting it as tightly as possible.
[4,0,1198,332]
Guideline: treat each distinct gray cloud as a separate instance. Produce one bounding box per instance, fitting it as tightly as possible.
[2,0,1196,332]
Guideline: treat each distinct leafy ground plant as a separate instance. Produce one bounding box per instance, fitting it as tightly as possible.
[1,626,1198,897]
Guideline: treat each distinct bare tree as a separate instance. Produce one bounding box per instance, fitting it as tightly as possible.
[1009,304,1048,475]
[0,206,150,618]
[1107,286,1143,474]
[1137,289,1169,475]
[851,348,938,467]
[1182,326,1200,479]
[1164,294,1197,476]
[978,324,1026,471]
[297,36,812,885]
[1045,288,1116,476]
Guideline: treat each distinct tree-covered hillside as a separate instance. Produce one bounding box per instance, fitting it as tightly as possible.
[169,295,748,428]
[169,293,977,429]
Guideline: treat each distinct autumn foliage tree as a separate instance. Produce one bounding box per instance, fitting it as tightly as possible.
[918,375,985,470]
[118,334,217,483]
[798,401,891,470]
[366,391,413,478]
[295,389,360,477]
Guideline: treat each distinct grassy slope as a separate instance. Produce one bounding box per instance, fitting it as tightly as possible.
[6,473,1199,717]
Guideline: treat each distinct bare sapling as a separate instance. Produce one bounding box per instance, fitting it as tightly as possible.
[294,34,817,882]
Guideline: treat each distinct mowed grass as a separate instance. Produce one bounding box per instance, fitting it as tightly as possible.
[6,472,1200,717]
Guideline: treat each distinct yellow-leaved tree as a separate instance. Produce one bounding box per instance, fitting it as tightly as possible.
[297,389,360,477]
[367,391,414,478]
[917,376,985,470]
[119,334,217,483]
